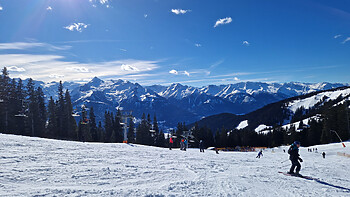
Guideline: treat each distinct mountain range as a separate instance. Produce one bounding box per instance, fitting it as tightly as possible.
[33,77,348,128]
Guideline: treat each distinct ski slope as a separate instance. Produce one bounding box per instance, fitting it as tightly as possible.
[0,134,349,196]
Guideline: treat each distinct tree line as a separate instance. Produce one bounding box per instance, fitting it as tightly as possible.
[1,67,349,149]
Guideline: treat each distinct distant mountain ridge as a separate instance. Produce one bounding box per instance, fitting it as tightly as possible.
[32,77,348,128]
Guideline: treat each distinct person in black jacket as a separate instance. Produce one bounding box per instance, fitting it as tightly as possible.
[288,141,303,175]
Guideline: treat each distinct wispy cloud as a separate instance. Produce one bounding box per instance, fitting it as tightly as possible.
[89,0,110,8]
[64,23,89,32]
[121,64,139,71]
[0,53,160,82]
[47,6,52,11]
[342,37,350,44]
[0,42,71,51]
[120,48,127,52]
[214,17,232,28]
[144,14,148,18]
[195,43,202,47]
[334,34,342,39]
[0,6,3,11]
[7,66,26,72]
[184,71,190,77]
[242,41,250,46]
[169,69,190,76]
[171,9,191,15]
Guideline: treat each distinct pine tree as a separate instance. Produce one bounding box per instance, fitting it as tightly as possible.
[35,87,46,137]
[0,67,10,133]
[26,78,37,136]
[47,97,58,138]
[64,89,77,140]
[89,107,98,141]
[14,79,26,135]
[57,81,65,138]
[127,119,135,143]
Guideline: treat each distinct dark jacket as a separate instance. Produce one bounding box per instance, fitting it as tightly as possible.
[288,144,300,161]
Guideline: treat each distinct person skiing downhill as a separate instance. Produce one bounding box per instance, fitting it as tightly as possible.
[256,150,263,158]
[288,141,303,176]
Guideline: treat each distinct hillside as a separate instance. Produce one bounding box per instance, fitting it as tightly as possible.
[195,86,350,133]
[0,133,349,196]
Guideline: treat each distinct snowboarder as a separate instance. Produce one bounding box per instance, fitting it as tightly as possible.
[199,140,205,152]
[288,141,303,176]
[322,152,326,159]
[169,137,174,150]
[256,150,263,158]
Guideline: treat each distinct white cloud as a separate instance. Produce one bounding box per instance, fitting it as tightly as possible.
[120,48,127,52]
[0,53,160,83]
[171,9,190,15]
[0,42,71,51]
[0,6,3,11]
[183,71,190,76]
[195,43,201,47]
[214,17,232,28]
[66,66,90,73]
[334,34,341,39]
[242,41,250,46]
[121,64,139,71]
[47,6,52,11]
[49,74,64,79]
[342,37,350,44]
[144,14,148,18]
[7,66,26,72]
[234,77,239,81]
[169,70,178,75]
[64,23,89,32]
[89,0,110,7]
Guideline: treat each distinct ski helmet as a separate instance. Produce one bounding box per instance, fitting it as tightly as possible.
[294,141,301,145]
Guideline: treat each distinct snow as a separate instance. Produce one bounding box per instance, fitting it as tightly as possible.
[236,120,249,130]
[288,88,350,113]
[255,124,272,133]
[282,115,321,131]
[1,134,350,196]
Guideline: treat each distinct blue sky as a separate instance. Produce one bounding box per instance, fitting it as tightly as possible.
[0,0,349,86]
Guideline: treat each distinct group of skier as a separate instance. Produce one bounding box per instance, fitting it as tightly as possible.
[168,137,206,153]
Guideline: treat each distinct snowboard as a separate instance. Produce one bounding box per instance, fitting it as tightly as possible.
[278,171,317,181]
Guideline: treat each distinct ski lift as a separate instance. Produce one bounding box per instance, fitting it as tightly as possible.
[15,108,27,118]
[15,113,28,118]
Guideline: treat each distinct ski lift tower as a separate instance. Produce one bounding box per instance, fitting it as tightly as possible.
[119,110,133,143]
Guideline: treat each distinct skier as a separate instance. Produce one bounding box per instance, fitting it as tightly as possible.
[322,152,326,159]
[180,139,184,150]
[256,150,263,158]
[169,137,174,150]
[184,139,188,151]
[199,140,205,152]
[288,141,303,176]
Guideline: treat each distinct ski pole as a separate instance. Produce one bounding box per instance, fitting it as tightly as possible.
[281,159,289,163]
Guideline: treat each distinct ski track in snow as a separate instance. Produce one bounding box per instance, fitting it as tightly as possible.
[0,134,350,197]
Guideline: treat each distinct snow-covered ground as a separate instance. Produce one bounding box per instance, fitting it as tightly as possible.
[0,134,349,196]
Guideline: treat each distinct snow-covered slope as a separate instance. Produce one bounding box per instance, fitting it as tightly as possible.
[0,134,349,196]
